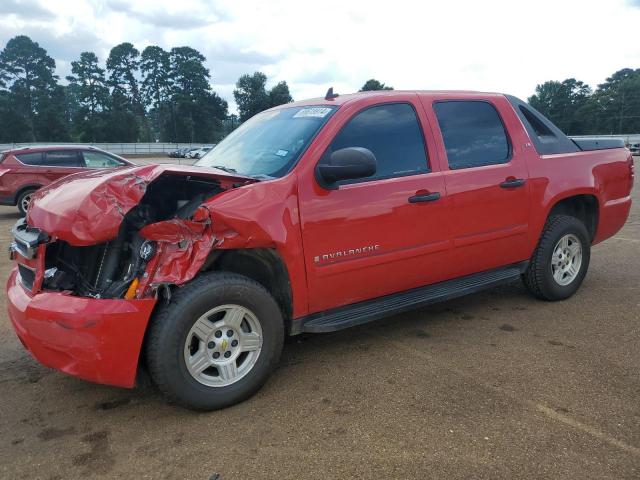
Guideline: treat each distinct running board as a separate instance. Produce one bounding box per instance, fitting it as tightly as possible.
[292,262,527,334]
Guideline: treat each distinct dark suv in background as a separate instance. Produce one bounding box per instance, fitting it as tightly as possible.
[0,145,134,214]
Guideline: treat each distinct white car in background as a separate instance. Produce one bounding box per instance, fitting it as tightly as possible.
[187,146,213,159]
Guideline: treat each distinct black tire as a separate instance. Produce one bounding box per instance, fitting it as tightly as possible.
[17,188,37,216]
[145,272,284,411]
[522,215,591,301]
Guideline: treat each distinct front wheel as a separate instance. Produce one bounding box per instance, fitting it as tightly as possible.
[522,215,591,301]
[145,272,284,410]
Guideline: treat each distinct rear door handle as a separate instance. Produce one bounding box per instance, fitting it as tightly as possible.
[408,192,441,203]
[500,178,526,188]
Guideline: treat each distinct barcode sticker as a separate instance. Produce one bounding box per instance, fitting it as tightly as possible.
[293,107,333,118]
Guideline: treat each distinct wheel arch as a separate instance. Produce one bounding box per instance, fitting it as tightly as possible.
[544,193,599,242]
[203,248,294,328]
[14,184,43,204]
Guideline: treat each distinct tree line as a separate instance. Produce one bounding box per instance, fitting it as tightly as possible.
[0,35,394,145]
[528,68,640,135]
[0,35,294,143]
[3,34,636,143]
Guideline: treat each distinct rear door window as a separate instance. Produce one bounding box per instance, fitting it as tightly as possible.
[15,152,44,165]
[43,150,82,167]
[434,101,510,169]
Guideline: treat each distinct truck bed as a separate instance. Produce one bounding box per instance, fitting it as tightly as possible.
[571,137,626,151]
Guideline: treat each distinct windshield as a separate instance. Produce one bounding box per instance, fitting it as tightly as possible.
[196,105,337,178]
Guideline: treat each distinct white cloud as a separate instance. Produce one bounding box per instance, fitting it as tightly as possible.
[1,0,639,112]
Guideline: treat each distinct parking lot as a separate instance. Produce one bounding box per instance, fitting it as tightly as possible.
[0,180,638,479]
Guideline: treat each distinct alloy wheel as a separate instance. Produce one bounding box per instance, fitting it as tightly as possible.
[183,304,263,387]
[551,233,583,286]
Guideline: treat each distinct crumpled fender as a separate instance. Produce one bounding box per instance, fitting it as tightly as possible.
[136,177,308,317]
[138,208,215,289]
[27,164,254,246]
[199,179,309,318]
[205,180,297,249]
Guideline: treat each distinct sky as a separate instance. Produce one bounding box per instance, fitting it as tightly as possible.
[1,0,639,113]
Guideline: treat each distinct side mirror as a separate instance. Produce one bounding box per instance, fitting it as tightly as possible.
[316,147,377,188]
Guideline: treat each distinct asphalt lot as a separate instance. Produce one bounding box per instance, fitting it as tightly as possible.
[0,174,638,479]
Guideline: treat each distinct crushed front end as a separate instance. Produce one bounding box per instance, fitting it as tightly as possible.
[6,164,253,387]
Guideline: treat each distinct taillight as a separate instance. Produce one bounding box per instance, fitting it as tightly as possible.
[629,155,635,190]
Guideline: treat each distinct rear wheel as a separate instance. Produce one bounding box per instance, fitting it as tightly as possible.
[17,188,37,216]
[145,272,284,411]
[522,215,591,300]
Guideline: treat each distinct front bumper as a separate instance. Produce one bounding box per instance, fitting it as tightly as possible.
[7,268,157,388]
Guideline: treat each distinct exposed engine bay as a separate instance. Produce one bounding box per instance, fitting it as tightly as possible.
[40,174,225,298]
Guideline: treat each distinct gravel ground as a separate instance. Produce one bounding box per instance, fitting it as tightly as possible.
[0,180,638,479]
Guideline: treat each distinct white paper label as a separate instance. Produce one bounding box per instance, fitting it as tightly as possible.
[293,107,333,118]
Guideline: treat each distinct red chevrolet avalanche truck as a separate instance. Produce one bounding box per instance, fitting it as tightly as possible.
[7,91,634,410]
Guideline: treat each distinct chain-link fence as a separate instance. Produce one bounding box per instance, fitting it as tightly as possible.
[0,143,212,155]
[571,134,640,144]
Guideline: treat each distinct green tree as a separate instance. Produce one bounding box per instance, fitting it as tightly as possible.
[106,43,141,106]
[269,81,293,107]
[528,78,591,134]
[34,85,70,141]
[161,46,227,142]
[221,113,240,137]
[591,68,640,134]
[0,35,68,141]
[234,72,294,122]
[106,42,144,140]
[63,83,82,132]
[170,47,210,96]
[189,91,228,142]
[528,69,640,135]
[141,46,171,107]
[234,72,271,122]
[359,79,393,91]
[140,45,171,140]
[66,51,109,142]
[0,90,31,142]
[102,89,138,142]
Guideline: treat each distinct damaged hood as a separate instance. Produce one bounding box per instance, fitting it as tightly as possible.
[26,164,256,246]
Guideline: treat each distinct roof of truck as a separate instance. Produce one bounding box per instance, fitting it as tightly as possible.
[272,89,505,110]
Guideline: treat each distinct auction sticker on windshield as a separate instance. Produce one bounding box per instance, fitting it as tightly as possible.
[293,107,333,118]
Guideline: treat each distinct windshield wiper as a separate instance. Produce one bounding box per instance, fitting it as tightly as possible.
[208,164,273,181]
[212,165,237,173]
[248,174,275,180]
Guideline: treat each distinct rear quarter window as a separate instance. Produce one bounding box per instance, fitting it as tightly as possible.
[505,95,580,155]
[15,152,44,165]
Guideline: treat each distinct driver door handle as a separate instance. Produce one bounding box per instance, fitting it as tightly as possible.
[500,178,526,188]
[408,192,441,203]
